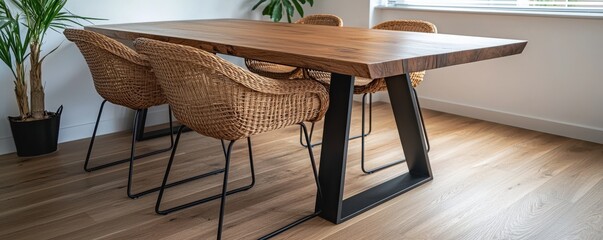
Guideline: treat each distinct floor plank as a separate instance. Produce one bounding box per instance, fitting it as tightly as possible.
[1,102,602,240]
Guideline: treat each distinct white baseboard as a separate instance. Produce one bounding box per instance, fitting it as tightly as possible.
[2,97,601,156]
[417,96,603,144]
[0,108,171,156]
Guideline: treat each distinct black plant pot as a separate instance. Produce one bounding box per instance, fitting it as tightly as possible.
[8,106,63,157]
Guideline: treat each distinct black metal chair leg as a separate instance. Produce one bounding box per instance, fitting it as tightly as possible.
[127,107,176,198]
[299,121,318,148]
[220,139,227,158]
[258,123,323,240]
[361,89,430,174]
[361,92,404,174]
[155,135,255,215]
[365,93,373,136]
[299,93,373,148]
[84,100,109,172]
[127,108,233,199]
[84,101,174,172]
[217,140,236,240]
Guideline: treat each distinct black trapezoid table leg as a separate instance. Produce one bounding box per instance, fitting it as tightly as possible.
[317,73,432,224]
[385,74,432,178]
[317,73,355,223]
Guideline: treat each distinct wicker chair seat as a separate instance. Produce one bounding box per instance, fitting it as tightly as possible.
[313,74,424,94]
[243,60,302,80]
[64,29,166,110]
[135,38,329,141]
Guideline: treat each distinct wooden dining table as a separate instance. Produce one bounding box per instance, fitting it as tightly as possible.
[86,19,527,224]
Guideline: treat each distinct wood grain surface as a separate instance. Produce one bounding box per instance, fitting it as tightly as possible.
[1,103,601,239]
[85,19,527,78]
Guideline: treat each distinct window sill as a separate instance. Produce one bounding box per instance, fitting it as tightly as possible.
[376,5,603,20]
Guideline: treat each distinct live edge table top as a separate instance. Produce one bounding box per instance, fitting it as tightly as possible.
[86,19,527,79]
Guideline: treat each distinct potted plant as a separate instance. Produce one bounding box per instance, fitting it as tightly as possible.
[252,0,314,23]
[1,0,93,157]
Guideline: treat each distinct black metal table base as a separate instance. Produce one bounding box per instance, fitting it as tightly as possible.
[300,89,430,175]
[341,173,431,222]
[317,73,432,224]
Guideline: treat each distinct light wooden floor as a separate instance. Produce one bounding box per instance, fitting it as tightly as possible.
[1,102,602,240]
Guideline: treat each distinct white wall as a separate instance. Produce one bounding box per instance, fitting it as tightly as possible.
[0,0,257,155]
[305,0,372,27]
[2,1,601,155]
[376,8,603,143]
[303,0,603,144]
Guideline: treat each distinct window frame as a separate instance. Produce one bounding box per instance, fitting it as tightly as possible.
[391,0,603,14]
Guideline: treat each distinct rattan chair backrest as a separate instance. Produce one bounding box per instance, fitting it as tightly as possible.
[64,29,166,110]
[367,20,438,90]
[373,19,437,33]
[296,14,343,26]
[134,38,329,140]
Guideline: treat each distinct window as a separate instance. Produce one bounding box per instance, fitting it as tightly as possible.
[394,0,603,13]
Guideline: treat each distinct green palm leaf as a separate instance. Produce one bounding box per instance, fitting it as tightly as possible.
[271,2,283,22]
[252,0,314,23]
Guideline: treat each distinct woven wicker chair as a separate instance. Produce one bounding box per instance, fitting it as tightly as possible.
[65,29,227,199]
[134,38,328,239]
[244,14,343,80]
[304,20,437,174]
